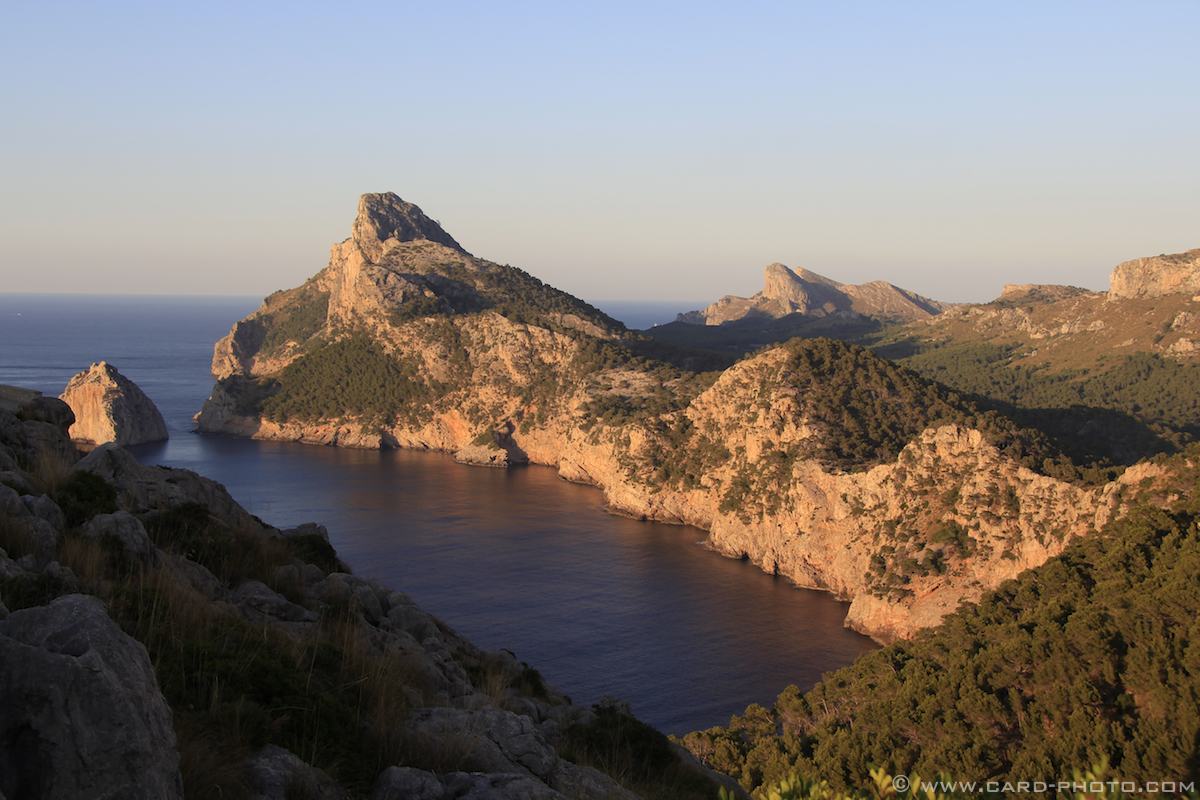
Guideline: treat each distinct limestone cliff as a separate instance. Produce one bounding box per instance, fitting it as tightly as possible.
[197,192,1160,644]
[60,362,168,446]
[678,263,955,326]
[1108,247,1200,300]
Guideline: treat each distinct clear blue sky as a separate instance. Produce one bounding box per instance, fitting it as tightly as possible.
[2,1,1196,305]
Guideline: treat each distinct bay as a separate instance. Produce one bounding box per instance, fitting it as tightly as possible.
[0,292,876,736]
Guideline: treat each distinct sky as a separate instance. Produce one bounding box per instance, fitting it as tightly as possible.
[2,1,1197,307]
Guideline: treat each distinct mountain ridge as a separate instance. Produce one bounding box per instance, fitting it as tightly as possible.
[676,262,957,327]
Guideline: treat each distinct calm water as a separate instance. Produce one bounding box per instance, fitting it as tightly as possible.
[0,293,875,736]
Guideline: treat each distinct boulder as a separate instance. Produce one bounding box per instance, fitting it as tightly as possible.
[0,594,183,799]
[371,767,569,800]
[59,362,168,446]
[246,744,342,800]
[80,510,157,567]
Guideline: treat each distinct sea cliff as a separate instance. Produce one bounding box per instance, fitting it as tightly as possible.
[196,192,1185,644]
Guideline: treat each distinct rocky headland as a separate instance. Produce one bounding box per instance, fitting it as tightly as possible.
[191,192,1200,646]
[59,361,168,447]
[1,387,733,799]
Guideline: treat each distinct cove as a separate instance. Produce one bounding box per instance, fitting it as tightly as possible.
[130,434,878,736]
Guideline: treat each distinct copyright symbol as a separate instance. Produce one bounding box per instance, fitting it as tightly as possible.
[893,775,911,792]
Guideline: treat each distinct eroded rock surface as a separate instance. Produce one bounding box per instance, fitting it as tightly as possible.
[0,594,183,800]
[60,362,168,446]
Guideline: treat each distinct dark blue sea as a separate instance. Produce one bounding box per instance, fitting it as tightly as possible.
[0,293,875,736]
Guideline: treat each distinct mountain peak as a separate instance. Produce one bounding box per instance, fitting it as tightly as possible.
[687,263,954,326]
[352,192,467,262]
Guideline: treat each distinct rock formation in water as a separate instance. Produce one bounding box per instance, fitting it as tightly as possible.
[2,398,726,798]
[195,192,1176,644]
[60,362,168,446]
[676,263,956,326]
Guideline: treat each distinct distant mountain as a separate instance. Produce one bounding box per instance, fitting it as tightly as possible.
[676,262,956,327]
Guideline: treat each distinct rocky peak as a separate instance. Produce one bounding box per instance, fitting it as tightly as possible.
[1108,248,1200,300]
[762,263,850,315]
[351,192,467,263]
[688,263,952,326]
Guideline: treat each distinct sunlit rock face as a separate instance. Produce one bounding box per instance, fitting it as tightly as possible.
[60,362,168,446]
[1108,248,1200,300]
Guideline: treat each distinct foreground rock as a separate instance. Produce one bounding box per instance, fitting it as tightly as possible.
[60,361,168,446]
[1,401,709,799]
[0,594,184,800]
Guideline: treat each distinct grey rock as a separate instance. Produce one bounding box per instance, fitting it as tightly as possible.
[161,551,224,599]
[247,744,342,800]
[20,396,76,434]
[74,443,262,532]
[371,767,570,800]
[553,761,644,800]
[8,516,60,563]
[19,419,79,474]
[228,580,318,624]
[81,510,156,566]
[277,521,330,542]
[22,493,66,532]
[0,484,30,518]
[311,572,386,626]
[402,707,558,781]
[0,470,34,496]
[0,594,183,800]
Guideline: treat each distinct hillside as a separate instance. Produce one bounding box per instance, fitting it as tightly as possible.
[866,263,1200,465]
[682,447,1200,794]
[197,193,1172,644]
[647,250,1200,469]
[0,393,728,800]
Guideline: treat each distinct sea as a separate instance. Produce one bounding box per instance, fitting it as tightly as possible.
[0,293,876,736]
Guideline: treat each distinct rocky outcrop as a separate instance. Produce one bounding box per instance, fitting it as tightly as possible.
[2,402,693,799]
[1108,248,1200,300]
[0,594,184,800]
[74,442,262,532]
[59,362,168,446]
[678,262,955,326]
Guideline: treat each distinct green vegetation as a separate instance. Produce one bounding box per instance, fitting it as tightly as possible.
[643,314,884,357]
[644,338,1094,513]
[258,287,330,356]
[257,335,438,425]
[382,257,625,334]
[722,762,1193,800]
[873,343,1200,463]
[560,706,717,800]
[54,469,118,526]
[683,449,1200,795]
